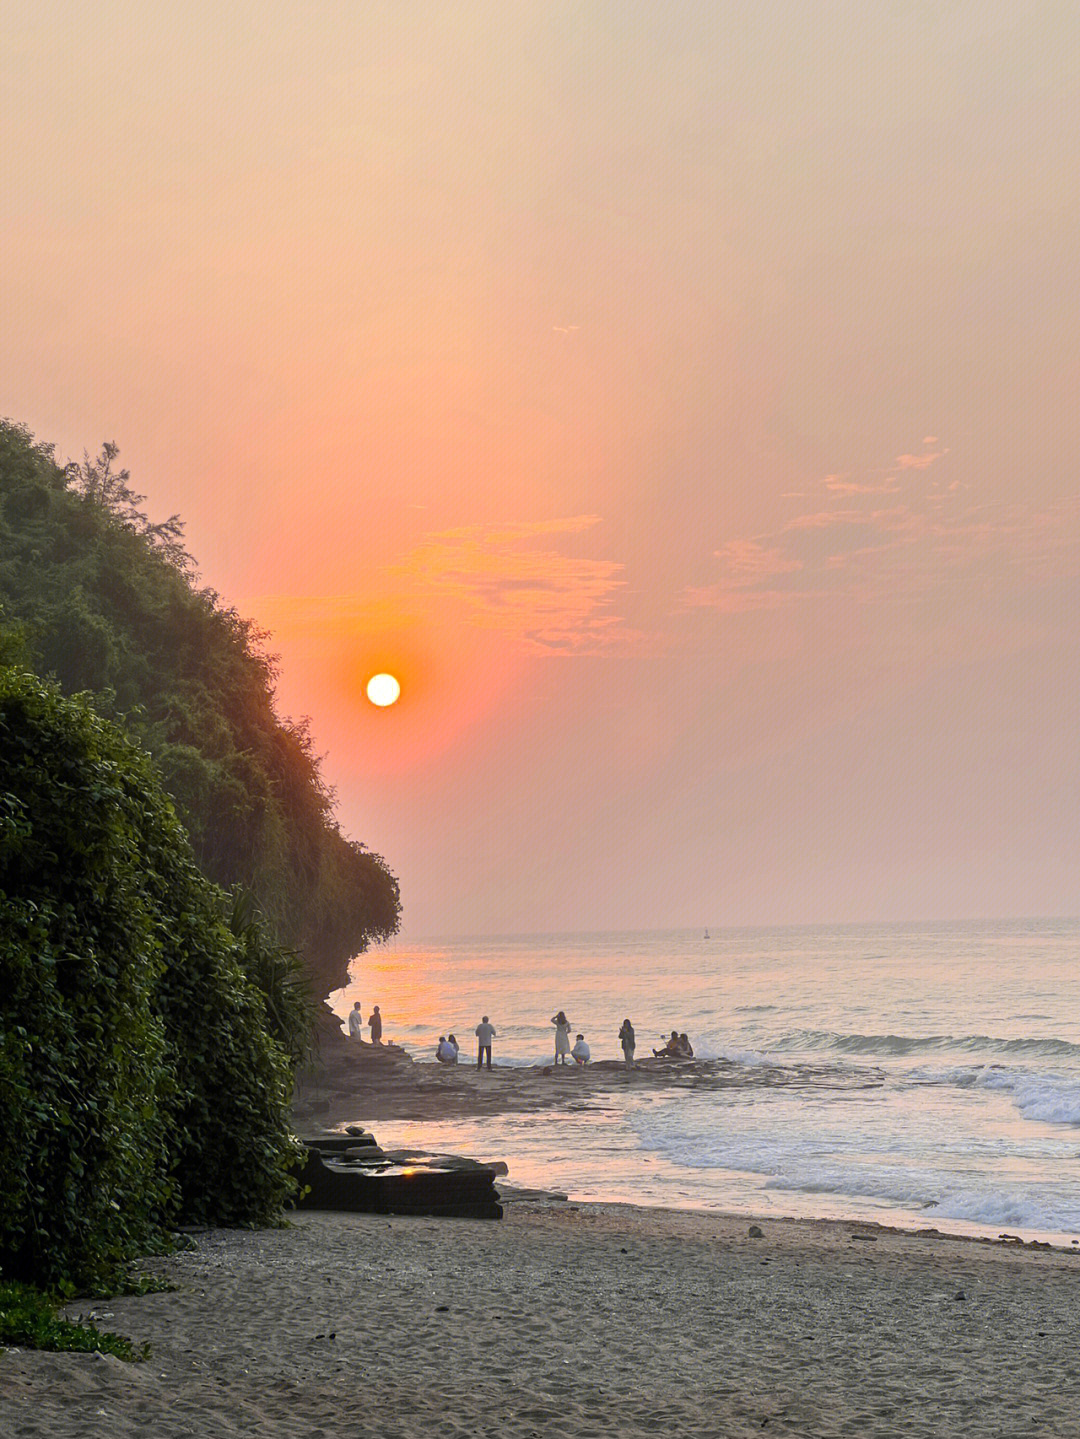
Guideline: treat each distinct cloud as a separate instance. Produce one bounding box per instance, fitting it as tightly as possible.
[680,585,791,613]
[680,437,1080,619]
[895,449,949,469]
[823,474,900,495]
[712,540,803,585]
[392,516,644,655]
[784,509,874,531]
[244,518,647,659]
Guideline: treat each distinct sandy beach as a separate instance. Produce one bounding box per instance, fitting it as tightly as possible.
[4,1200,1080,1439]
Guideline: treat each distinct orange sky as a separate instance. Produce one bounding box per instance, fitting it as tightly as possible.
[3,2,1078,934]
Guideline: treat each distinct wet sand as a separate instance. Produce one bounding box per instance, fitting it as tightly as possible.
[3,1203,1080,1438]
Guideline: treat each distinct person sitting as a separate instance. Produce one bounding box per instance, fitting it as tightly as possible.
[447,1033,460,1060]
[653,1030,681,1058]
[676,1032,694,1058]
[436,1035,458,1064]
[570,1033,591,1065]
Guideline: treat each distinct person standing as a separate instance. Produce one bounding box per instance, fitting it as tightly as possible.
[369,1005,383,1045]
[348,1001,364,1040]
[475,1015,496,1069]
[619,1018,636,1068]
[551,1011,573,1065]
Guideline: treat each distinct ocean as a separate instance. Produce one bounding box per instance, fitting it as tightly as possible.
[330,920,1080,1242]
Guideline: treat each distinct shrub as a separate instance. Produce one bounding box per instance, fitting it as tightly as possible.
[0,668,172,1288]
[0,1281,148,1360]
[0,667,300,1288]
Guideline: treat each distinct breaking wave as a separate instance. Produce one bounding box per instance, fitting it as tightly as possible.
[768,1030,1080,1060]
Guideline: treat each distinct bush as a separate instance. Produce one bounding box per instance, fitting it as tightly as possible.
[0,669,173,1288]
[0,1281,148,1360]
[0,667,300,1288]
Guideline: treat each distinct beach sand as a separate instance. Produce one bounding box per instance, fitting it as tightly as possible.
[4,1202,1080,1438]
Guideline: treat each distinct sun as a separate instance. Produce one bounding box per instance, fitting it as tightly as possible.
[366,672,401,707]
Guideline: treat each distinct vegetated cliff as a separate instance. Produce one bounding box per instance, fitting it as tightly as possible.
[0,420,399,998]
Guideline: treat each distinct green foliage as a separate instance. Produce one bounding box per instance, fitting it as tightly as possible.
[0,667,300,1287]
[0,668,173,1288]
[227,890,317,1070]
[0,419,400,999]
[151,864,304,1227]
[0,1281,148,1360]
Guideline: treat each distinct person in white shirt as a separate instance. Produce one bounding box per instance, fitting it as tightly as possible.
[571,1034,591,1065]
[348,1001,364,1040]
[436,1035,457,1064]
[551,1011,572,1064]
[475,1016,496,1069]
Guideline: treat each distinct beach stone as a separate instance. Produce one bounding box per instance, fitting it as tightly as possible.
[748,1225,765,1238]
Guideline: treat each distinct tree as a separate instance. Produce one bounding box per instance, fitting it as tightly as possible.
[0,419,400,999]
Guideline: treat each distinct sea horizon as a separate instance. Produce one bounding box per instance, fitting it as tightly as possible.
[393,914,1080,944]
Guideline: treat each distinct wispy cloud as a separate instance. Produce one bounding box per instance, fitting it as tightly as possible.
[679,438,1080,619]
[713,540,803,585]
[242,518,645,659]
[895,449,949,470]
[393,516,643,655]
[823,473,900,496]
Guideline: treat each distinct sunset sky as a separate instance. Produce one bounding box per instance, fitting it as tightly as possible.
[3,2,1078,935]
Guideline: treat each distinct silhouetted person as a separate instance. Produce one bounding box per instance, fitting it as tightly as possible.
[619,1018,636,1068]
[654,1030,680,1058]
[676,1033,694,1058]
[475,1015,496,1069]
[369,1005,383,1044]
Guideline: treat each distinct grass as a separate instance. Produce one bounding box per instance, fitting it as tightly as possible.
[0,1280,150,1360]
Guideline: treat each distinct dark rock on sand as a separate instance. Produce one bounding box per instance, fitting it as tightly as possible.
[297,1137,503,1220]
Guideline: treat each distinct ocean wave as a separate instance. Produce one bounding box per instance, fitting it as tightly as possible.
[764,1169,1080,1232]
[627,1116,1080,1230]
[768,1030,1080,1059]
[712,1045,773,1067]
[975,1070,1080,1126]
[902,1065,1080,1127]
